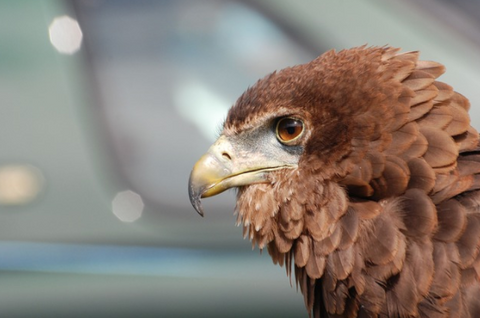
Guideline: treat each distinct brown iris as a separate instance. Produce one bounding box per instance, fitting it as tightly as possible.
[276,117,304,143]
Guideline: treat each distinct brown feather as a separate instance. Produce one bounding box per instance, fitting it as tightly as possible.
[359,275,386,315]
[456,214,480,269]
[454,126,478,152]
[384,264,419,317]
[402,70,435,92]
[417,103,453,130]
[390,50,419,64]
[417,297,447,318]
[446,101,471,136]
[273,223,293,254]
[420,126,458,168]
[305,208,332,242]
[432,174,474,204]
[267,241,284,266]
[410,84,439,106]
[407,158,436,192]
[326,245,355,281]
[432,81,454,102]
[415,60,445,78]
[444,292,463,318]
[305,244,326,279]
[364,237,406,282]
[402,188,437,238]
[366,150,386,179]
[337,207,359,250]
[458,156,480,176]
[409,100,434,122]
[399,129,429,161]
[294,235,311,268]
[323,280,350,315]
[408,239,435,297]
[282,218,304,240]
[465,283,480,317]
[434,199,467,243]
[386,122,419,156]
[314,223,342,256]
[363,212,402,265]
[349,200,382,220]
[371,155,410,199]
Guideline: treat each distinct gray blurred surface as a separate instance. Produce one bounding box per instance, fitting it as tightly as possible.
[0,0,479,316]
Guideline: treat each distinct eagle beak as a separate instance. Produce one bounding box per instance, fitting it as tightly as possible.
[188,135,296,216]
[188,150,237,217]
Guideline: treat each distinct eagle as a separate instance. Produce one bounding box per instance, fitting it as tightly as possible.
[188,46,480,317]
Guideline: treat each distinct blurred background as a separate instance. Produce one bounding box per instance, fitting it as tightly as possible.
[0,0,479,317]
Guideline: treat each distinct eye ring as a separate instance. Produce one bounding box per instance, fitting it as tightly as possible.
[276,117,304,144]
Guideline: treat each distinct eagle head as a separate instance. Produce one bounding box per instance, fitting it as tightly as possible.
[189,47,403,249]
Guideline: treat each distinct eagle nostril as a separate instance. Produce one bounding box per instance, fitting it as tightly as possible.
[222,152,232,161]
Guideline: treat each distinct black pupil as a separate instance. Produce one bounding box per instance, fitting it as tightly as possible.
[286,124,296,135]
[284,120,300,135]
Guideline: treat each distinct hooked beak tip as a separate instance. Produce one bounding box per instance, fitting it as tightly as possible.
[188,174,205,217]
[192,197,205,217]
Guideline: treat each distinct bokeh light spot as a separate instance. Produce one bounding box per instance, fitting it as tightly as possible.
[0,165,44,206]
[174,81,229,142]
[112,190,144,222]
[48,15,83,54]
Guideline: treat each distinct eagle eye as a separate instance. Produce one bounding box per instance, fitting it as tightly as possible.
[276,117,304,144]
